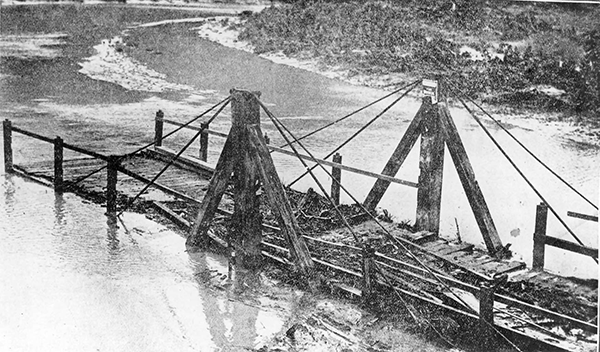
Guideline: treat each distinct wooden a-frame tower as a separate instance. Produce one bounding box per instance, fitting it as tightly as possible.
[363,80,505,256]
[185,89,314,275]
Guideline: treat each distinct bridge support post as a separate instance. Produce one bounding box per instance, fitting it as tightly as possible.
[106,155,119,214]
[231,90,263,270]
[532,202,548,271]
[154,110,164,147]
[331,153,342,206]
[415,99,445,233]
[188,89,314,277]
[54,136,64,192]
[199,122,209,162]
[3,119,13,173]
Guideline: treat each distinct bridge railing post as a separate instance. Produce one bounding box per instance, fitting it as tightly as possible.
[199,122,209,161]
[54,136,64,192]
[155,110,164,147]
[106,155,119,214]
[331,152,342,205]
[532,202,548,271]
[479,281,495,341]
[361,239,376,302]
[3,119,13,173]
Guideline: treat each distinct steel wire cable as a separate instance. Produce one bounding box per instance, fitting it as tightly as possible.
[448,85,597,264]
[463,94,597,210]
[427,51,596,210]
[62,96,231,192]
[258,99,524,352]
[276,80,420,150]
[286,82,419,188]
[116,100,231,217]
[257,98,522,352]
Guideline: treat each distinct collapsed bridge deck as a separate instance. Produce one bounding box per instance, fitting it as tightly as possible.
[4,84,597,351]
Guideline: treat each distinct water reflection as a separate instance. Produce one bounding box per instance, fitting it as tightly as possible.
[53,191,66,227]
[0,175,288,351]
[106,213,120,252]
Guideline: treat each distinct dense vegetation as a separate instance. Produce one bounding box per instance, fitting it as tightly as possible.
[238,0,599,119]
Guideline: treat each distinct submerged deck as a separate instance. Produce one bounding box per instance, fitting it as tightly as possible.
[13,150,598,352]
[4,86,597,352]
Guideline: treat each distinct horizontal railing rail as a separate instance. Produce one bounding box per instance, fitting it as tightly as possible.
[157,115,419,189]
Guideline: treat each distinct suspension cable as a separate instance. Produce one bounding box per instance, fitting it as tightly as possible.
[458,89,596,210]
[286,82,418,188]
[116,100,231,217]
[259,99,524,352]
[448,86,597,264]
[427,51,596,210]
[277,80,420,150]
[62,96,231,192]
[258,99,523,352]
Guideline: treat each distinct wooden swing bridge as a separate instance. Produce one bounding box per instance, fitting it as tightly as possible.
[3,84,598,351]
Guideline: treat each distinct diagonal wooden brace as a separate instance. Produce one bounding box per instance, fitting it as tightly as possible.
[246,125,314,276]
[186,134,237,248]
[438,104,504,255]
[363,98,431,211]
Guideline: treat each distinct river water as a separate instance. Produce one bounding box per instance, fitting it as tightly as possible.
[0,4,597,348]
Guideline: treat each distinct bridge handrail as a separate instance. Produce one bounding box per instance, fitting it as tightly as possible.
[11,126,110,161]
[158,117,419,189]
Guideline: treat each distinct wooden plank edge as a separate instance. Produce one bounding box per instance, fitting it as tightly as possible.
[150,146,215,174]
[11,166,54,188]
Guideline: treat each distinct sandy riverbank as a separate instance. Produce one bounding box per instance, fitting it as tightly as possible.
[191,14,600,147]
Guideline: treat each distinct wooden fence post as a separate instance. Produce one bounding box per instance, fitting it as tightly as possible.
[361,239,376,301]
[331,153,342,205]
[3,119,13,173]
[106,155,119,214]
[532,202,548,271]
[479,281,495,340]
[199,122,209,161]
[155,110,164,147]
[54,136,64,192]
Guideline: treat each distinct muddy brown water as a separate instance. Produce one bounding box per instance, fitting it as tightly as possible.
[0,3,597,350]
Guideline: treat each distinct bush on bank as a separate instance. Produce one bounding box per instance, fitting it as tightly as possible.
[238,0,600,118]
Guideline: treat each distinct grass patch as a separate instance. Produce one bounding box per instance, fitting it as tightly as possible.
[238,0,600,120]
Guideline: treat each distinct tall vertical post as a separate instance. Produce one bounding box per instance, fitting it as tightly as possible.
[532,202,548,271]
[155,110,164,147]
[231,90,263,270]
[3,119,13,173]
[361,239,376,302]
[54,136,64,192]
[106,155,119,214]
[199,122,209,162]
[479,281,495,342]
[415,97,445,233]
[331,153,342,206]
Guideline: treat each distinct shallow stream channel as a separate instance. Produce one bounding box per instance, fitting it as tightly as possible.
[0,3,598,351]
